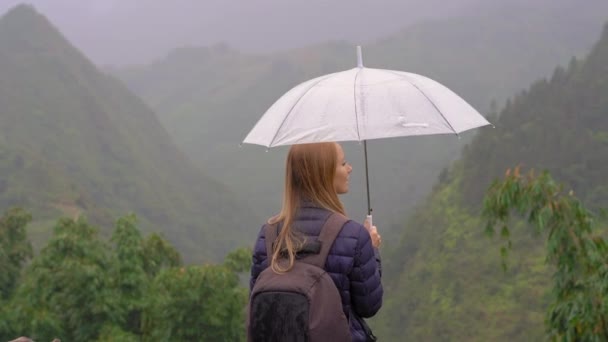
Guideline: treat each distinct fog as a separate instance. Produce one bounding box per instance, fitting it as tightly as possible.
[2,0,602,66]
[0,0,498,65]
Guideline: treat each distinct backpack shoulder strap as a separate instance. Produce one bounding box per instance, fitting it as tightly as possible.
[304,213,348,268]
[263,223,279,258]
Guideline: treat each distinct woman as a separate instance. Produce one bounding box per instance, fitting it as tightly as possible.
[250,142,383,341]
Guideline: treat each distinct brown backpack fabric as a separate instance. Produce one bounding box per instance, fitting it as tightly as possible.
[248,213,352,342]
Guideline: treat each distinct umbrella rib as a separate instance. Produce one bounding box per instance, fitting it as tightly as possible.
[382,70,459,135]
[268,73,338,147]
[353,68,363,140]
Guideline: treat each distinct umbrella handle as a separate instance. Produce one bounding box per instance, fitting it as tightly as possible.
[366,214,373,229]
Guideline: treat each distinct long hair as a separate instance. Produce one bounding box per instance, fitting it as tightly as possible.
[269,142,346,273]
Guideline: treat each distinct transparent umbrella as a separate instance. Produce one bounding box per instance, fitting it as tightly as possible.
[243,46,491,224]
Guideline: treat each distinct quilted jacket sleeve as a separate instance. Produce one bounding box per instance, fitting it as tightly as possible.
[249,225,268,292]
[349,222,383,318]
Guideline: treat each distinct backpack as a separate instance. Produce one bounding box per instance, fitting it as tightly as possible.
[247,212,352,342]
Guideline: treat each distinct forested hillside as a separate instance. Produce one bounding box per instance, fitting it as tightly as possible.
[116,2,608,238]
[0,5,256,261]
[375,22,608,341]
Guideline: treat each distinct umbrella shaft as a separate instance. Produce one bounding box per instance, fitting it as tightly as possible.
[364,140,372,215]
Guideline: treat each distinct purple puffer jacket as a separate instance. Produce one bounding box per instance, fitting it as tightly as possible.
[250,202,383,341]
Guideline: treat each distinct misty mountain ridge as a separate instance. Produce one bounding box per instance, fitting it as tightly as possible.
[0,4,257,261]
[4,0,605,66]
[376,21,608,340]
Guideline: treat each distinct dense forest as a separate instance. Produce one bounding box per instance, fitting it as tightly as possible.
[375,22,608,341]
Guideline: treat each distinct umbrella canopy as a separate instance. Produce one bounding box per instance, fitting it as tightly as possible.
[243,49,490,147]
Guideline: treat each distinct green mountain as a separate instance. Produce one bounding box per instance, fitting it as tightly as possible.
[115,2,608,238]
[375,22,608,341]
[0,5,256,261]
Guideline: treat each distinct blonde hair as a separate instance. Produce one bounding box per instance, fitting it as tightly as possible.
[269,142,346,273]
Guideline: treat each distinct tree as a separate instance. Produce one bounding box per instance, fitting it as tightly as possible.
[109,214,148,335]
[141,261,248,341]
[223,246,252,273]
[483,166,608,341]
[0,208,32,300]
[8,217,121,341]
[141,232,182,278]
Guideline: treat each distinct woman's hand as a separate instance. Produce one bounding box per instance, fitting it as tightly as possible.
[364,217,381,248]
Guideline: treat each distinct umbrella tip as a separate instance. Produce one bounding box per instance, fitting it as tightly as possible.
[357,46,363,68]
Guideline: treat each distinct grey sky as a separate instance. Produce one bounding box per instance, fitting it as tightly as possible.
[0,0,484,65]
[0,0,600,66]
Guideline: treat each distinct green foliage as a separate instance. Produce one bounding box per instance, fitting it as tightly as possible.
[0,207,32,300]
[223,246,252,273]
[109,214,148,335]
[96,324,139,342]
[1,210,251,341]
[374,164,547,341]
[461,33,608,211]
[0,301,14,340]
[376,19,608,341]
[8,217,121,341]
[484,168,608,341]
[142,232,182,278]
[142,265,247,342]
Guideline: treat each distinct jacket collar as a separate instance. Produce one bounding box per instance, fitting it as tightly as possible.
[299,198,324,209]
